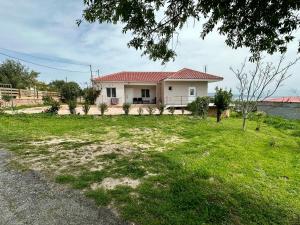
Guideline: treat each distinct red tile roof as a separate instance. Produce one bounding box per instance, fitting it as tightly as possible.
[263,97,300,103]
[93,68,223,82]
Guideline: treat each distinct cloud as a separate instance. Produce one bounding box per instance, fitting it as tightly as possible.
[0,1,299,95]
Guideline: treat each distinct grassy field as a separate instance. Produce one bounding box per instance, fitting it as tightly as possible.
[0,114,299,225]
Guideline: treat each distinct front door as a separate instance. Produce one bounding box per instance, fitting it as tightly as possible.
[188,87,196,103]
[126,87,134,103]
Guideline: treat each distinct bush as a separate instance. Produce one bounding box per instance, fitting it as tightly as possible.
[68,100,77,115]
[42,96,53,106]
[2,95,12,102]
[157,103,165,115]
[252,111,267,131]
[187,97,210,118]
[60,82,81,103]
[146,105,156,115]
[82,101,91,115]
[122,103,131,115]
[138,107,143,116]
[99,103,108,116]
[168,106,175,115]
[82,87,99,104]
[44,98,60,114]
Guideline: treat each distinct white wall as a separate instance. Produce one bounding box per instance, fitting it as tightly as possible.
[94,82,125,105]
[162,81,208,105]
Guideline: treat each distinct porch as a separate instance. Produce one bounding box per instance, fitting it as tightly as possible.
[124,84,159,104]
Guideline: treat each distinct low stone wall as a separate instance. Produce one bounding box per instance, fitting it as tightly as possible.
[257,102,300,120]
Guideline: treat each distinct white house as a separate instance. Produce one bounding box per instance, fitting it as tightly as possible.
[93,68,223,107]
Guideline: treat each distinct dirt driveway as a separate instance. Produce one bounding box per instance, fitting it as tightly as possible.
[0,150,127,225]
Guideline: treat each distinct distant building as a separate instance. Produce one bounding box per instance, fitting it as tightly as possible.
[257,97,300,120]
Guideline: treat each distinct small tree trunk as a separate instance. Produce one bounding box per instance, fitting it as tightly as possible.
[217,110,222,123]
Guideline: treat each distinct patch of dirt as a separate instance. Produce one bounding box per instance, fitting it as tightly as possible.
[91,177,140,190]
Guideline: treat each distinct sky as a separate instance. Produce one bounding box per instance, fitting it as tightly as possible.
[0,0,299,95]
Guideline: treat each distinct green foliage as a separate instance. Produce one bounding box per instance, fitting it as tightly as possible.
[146,105,156,115]
[60,82,81,103]
[42,96,53,106]
[138,106,143,116]
[122,103,131,115]
[168,106,175,115]
[82,101,91,115]
[187,96,210,118]
[82,87,99,104]
[79,1,299,63]
[157,103,165,115]
[263,116,297,130]
[98,103,108,116]
[1,95,12,102]
[251,111,267,131]
[214,87,232,122]
[44,97,60,114]
[0,59,39,89]
[48,80,66,92]
[68,100,77,115]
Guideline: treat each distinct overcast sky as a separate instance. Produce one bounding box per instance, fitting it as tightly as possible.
[0,0,299,95]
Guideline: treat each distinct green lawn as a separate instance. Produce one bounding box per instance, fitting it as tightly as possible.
[0,114,299,225]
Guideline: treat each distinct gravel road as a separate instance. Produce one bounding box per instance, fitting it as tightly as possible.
[0,150,128,225]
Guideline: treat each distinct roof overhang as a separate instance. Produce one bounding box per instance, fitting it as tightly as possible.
[163,78,223,82]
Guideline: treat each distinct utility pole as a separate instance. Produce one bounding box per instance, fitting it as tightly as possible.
[97,69,100,77]
[89,65,93,81]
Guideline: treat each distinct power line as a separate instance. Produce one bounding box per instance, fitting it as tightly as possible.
[0,47,90,67]
[0,52,92,73]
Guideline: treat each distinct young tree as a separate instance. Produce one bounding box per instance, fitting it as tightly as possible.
[79,1,300,63]
[231,55,299,130]
[214,88,232,123]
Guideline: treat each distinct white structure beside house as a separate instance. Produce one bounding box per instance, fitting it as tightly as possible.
[93,68,223,107]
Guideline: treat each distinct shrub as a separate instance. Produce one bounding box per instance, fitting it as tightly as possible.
[82,101,91,115]
[187,96,210,118]
[2,95,12,102]
[168,106,175,115]
[138,107,143,116]
[44,98,60,114]
[269,138,276,147]
[146,105,156,115]
[82,87,99,104]
[122,103,131,115]
[68,100,77,115]
[157,103,165,115]
[42,96,53,105]
[99,103,108,116]
[214,87,232,122]
[253,111,267,131]
[60,82,81,103]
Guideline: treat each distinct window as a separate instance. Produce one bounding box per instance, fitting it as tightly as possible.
[106,87,116,97]
[168,86,172,91]
[141,89,150,98]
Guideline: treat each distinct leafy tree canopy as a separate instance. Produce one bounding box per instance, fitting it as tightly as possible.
[79,0,300,63]
[60,82,82,102]
[48,80,66,92]
[0,59,40,89]
[214,87,232,122]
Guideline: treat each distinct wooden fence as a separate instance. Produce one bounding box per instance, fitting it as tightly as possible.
[0,87,59,99]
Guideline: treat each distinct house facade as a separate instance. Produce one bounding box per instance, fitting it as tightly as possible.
[93,68,223,106]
